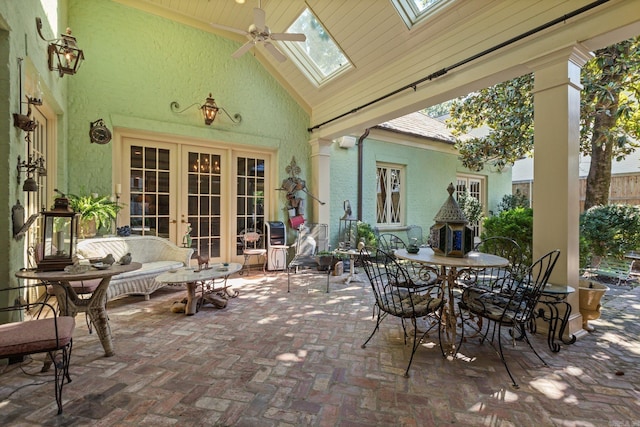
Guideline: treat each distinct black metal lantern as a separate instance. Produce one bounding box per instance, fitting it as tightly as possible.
[37,197,80,271]
[429,183,475,258]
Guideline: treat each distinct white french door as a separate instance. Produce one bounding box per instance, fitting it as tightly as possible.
[120,136,270,264]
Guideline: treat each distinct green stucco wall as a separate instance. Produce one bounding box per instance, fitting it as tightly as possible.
[66,0,310,200]
[0,0,69,299]
[328,136,512,248]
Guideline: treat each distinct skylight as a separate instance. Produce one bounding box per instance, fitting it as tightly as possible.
[279,8,352,87]
[391,0,454,29]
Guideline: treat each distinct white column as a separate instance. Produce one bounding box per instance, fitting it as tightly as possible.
[529,45,593,339]
[309,138,332,225]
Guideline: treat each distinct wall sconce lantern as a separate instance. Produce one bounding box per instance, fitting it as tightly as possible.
[170,93,242,126]
[36,17,84,77]
[429,183,475,258]
[201,94,219,125]
[37,196,80,271]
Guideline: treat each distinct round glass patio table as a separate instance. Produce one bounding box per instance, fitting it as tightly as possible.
[394,248,509,357]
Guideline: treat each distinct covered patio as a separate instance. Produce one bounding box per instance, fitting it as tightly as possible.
[1,271,638,425]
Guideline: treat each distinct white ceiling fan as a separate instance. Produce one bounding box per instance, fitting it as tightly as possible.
[210,2,306,62]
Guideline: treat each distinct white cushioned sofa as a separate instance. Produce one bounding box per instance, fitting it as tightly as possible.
[76,235,194,301]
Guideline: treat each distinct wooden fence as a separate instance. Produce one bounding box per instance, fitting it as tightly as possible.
[512,173,640,212]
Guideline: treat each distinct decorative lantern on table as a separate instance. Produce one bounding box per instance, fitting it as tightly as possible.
[37,196,80,271]
[429,183,474,258]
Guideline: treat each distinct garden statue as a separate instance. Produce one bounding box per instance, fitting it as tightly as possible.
[183,223,192,248]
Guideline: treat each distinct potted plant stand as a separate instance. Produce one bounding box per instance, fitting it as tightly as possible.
[578,279,610,331]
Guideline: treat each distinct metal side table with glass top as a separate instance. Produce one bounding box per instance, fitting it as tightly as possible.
[533,284,577,352]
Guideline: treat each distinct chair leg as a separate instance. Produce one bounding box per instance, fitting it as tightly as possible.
[362,311,386,349]
[517,322,549,367]
[49,341,72,415]
[497,325,519,388]
[404,321,432,378]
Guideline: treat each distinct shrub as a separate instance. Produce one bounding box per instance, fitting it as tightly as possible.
[481,207,533,266]
[580,204,640,263]
[496,190,529,214]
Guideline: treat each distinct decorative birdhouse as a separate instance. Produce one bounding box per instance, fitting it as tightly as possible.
[429,183,474,258]
[37,196,80,271]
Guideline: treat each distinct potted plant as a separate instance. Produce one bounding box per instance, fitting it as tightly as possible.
[315,251,335,271]
[68,193,123,238]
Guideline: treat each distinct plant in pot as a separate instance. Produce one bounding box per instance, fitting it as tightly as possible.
[315,250,335,271]
[68,193,123,238]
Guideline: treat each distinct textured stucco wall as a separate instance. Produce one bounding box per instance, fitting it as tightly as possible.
[66,0,310,202]
[329,135,512,248]
[0,0,68,298]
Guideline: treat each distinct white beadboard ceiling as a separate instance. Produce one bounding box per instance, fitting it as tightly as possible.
[117,0,639,138]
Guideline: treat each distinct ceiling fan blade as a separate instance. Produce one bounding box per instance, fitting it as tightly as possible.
[232,40,256,58]
[264,42,287,62]
[253,7,266,31]
[271,33,306,42]
[210,22,247,36]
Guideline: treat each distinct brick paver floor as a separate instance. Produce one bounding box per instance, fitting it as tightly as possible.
[1,271,639,426]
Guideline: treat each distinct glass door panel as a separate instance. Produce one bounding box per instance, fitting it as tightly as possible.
[183,148,225,261]
[235,155,266,257]
[129,146,171,237]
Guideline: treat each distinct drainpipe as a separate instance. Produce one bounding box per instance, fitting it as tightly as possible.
[357,128,370,221]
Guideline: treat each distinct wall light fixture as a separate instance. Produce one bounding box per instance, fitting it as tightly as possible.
[36,17,84,77]
[170,93,242,125]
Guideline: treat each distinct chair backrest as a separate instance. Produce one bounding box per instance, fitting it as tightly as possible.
[516,249,561,322]
[293,223,328,256]
[242,229,263,250]
[359,247,424,316]
[377,233,407,251]
[475,236,526,281]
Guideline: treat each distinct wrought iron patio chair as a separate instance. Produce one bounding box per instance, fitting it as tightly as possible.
[376,233,407,252]
[359,247,445,377]
[458,249,561,388]
[456,237,526,289]
[0,282,75,414]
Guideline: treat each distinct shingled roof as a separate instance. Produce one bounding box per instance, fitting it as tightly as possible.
[374,111,471,144]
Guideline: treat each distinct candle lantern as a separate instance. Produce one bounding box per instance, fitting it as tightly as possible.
[37,196,80,271]
[429,183,474,258]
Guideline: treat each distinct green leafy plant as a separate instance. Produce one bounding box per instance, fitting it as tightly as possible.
[482,207,533,266]
[355,221,377,247]
[457,191,484,224]
[580,204,640,263]
[496,190,529,214]
[68,193,123,232]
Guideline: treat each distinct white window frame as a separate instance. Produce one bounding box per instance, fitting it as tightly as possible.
[376,163,405,227]
[391,0,455,29]
[455,174,485,238]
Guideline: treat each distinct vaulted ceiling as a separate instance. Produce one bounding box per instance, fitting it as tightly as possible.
[118,0,640,140]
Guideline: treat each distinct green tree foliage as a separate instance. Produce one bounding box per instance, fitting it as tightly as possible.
[446,37,640,210]
[482,208,533,266]
[580,204,640,262]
